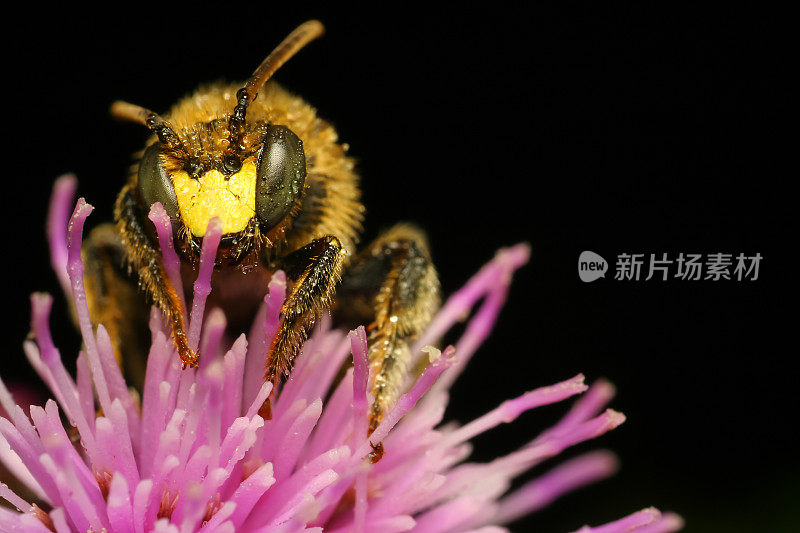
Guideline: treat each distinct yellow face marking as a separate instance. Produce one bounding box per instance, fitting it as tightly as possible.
[172,159,257,237]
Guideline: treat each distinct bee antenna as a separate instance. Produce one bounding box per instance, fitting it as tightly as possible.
[229,20,325,151]
[110,101,185,153]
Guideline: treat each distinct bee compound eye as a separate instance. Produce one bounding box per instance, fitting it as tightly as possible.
[137,143,180,219]
[255,125,307,230]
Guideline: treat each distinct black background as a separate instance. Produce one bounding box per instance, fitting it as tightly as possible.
[1,5,790,532]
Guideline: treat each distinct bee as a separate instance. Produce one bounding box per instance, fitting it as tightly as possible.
[83,20,440,443]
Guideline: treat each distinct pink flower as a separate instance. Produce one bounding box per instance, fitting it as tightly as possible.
[0,175,682,532]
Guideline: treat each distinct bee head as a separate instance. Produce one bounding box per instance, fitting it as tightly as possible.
[111,21,323,253]
[134,123,306,242]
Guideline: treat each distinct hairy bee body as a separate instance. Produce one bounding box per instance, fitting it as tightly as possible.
[84,21,440,445]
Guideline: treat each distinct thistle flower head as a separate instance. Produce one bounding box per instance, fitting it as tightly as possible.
[0,175,682,532]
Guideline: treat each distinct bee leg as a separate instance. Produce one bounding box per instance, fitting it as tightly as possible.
[115,183,196,367]
[264,236,346,404]
[337,224,441,458]
[82,223,150,387]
